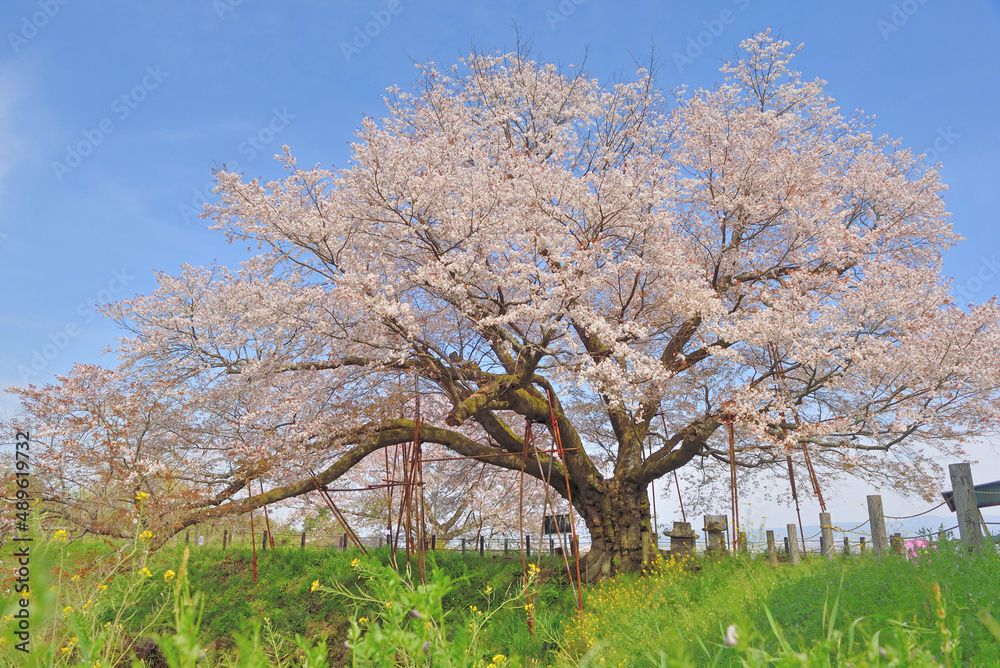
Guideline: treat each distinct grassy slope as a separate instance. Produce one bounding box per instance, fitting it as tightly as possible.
[4,535,998,666]
[116,544,577,664]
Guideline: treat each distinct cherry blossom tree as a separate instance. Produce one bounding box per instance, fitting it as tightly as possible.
[10,32,1000,579]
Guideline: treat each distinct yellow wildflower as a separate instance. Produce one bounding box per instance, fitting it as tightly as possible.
[493,655,507,665]
[484,585,493,595]
[99,584,108,591]
[71,574,80,581]
[135,491,149,501]
[310,580,319,592]
[139,530,153,540]
[54,529,68,541]
[139,567,152,578]
[163,570,176,582]
[350,558,360,569]
[62,606,74,615]
[358,616,368,624]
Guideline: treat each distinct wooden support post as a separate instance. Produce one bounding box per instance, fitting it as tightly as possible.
[843,537,849,555]
[860,536,866,552]
[431,535,436,551]
[479,536,485,557]
[783,536,789,555]
[504,538,508,555]
[786,524,800,565]
[766,530,777,566]
[342,533,348,551]
[222,529,228,550]
[949,463,983,550]
[890,533,904,556]
[867,495,889,557]
[301,531,306,548]
[550,537,555,557]
[185,531,190,544]
[820,512,835,560]
[526,534,531,558]
[262,531,268,552]
[461,538,466,555]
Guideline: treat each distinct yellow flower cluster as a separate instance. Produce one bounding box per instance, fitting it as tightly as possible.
[135,491,150,501]
[310,579,320,592]
[164,570,176,582]
[139,530,153,540]
[139,567,153,578]
[53,529,68,541]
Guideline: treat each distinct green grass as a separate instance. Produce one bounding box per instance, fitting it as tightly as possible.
[3,531,998,666]
[555,541,1000,666]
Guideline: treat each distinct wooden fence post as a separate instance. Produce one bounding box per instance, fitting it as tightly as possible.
[867,495,889,557]
[185,531,190,544]
[783,536,789,555]
[860,537,866,552]
[504,538,508,555]
[301,531,306,548]
[461,538,466,555]
[262,531,268,552]
[786,524,800,565]
[550,537,555,557]
[820,512,835,560]
[222,529,228,550]
[843,537,849,555]
[479,536,485,557]
[431,535,436,551]
[949,463,983,550]
[891,533,904,556]
[526,534,531,558]
[766,530,777,566]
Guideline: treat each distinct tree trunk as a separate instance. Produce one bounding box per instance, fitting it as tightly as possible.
[575,478,654,582]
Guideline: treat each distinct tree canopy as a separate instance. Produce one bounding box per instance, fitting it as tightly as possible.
[10,31,1000,577]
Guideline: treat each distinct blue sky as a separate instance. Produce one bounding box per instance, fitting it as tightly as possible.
[2,0,999,526]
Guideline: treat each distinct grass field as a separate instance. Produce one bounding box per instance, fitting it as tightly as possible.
[2,530,998,666]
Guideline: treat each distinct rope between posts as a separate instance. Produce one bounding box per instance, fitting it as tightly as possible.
[819,519,871,535]
[885,500,947,520]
